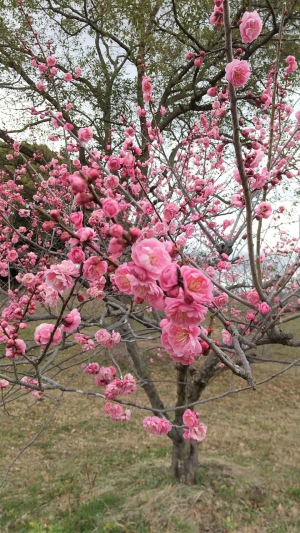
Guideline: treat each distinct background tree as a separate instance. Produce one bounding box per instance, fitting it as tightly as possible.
[1,0,300,151]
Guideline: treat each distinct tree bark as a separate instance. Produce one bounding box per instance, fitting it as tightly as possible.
[171,434,198,485]
[169,352,221,484]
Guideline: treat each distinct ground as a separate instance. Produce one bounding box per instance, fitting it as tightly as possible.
[1,326,300,533]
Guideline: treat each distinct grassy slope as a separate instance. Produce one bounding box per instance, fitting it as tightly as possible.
[1,324,300,533]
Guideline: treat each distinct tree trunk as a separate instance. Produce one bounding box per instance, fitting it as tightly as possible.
[171,436,198,485]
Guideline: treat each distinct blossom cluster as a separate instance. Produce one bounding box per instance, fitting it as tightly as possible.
[142,409,207,443]
[82,363,136,401]
[114,237,213,364]
[182,409,207,442]
[211,8,263,89]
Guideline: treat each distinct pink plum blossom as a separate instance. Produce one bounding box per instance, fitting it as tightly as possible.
[34,324,62,346]
[136,106,147,117]
[69,175,86,194]
[164,290,207,327]
[254,201,272,219]
[75,333,95,351]
[46,56,57,66]
[32,389,44,400]
[231,193,245,207]
[64,72,73,82]
[285,55,298,74]
[107,156,121,171]
[82,362,100,375]
[108,237,126,258]
[7,250,18,262]
[181,266,213,305]
[78,127,93,143]
[76,227,95,242]
[142,76,153,93]
[74,66,82,78]
[69,211,84,229]
[39,284,59,307]
[95,329,121,348]
[214,293,229,307]
[102,198,120,218]
[105,373,136,399]
[225,59,251,88]
[129,278,165,310]
[131,238,171,278]
[94,366,117,386]
[83,256,107,281]
[36,80,46,91]
[123,152,135,168]
[163,203,179,222]
[239,11,262,43]
[16,271,35,288]
[67,247,85,264]
[0,379,9,388]
[21,377,43,400]
[247,289,260,305]
[104,402,131,422]
[210,7,224,28]
[183,409,199,428]
[186,52,195,60]
[161,320,202,365]
[104,174,119,189]
[114,263,133,294]
[258,302,270,314]
[87,278,106,299]
[62,309,81,333]
[207,87,218,97]
[44,260,80,293]
[159,263,179,292]
[183,423,207,442]
[110,224,124,238]
[222,329,232,345]
[143,416,172,435]
[5,338,26,359]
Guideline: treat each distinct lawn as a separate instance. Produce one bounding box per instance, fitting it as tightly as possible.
[1,324,300,533]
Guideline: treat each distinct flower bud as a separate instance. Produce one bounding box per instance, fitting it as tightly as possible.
[50,210,60,221]
[42,221,55,231]
[88,168,100,183]
[60,231,71,242]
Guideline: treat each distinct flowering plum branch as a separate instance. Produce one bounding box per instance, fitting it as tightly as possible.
[1,0,300,484]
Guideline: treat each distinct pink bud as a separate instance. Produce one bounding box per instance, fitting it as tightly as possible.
[69,175,86,193]
[88,168,100,182]
[42,221,55,231]
[6,339,15,348]
[110,224,124,238]
[75,192,93,205]
[185,52,195,60]
[50,210,60,221]
[207,87,218,97]
[60,232,71,242]
[166,286,180,298]
[129,227,141,242]
[194,57,203,67]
